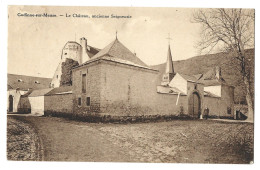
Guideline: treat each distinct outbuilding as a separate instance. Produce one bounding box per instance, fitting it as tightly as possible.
[28,88,53,115]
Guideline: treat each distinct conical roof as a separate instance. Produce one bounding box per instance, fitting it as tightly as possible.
[83,39,148,67]
[165,45,174,74]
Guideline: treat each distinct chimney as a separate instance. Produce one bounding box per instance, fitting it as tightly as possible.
[80,37,89,64]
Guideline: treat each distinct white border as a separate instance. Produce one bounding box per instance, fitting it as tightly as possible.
[1,0,258,170]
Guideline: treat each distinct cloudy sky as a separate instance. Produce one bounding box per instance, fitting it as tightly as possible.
[8,6,202,78]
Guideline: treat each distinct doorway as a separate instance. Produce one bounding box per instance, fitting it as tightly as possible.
[9,95,13,112]
[188,92,201,118]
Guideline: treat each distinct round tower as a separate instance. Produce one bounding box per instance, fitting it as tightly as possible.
[61,41,82,64]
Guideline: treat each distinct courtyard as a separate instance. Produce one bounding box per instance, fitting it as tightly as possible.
[7,115,253,163]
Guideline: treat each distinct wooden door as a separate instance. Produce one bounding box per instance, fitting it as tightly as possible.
[189,92,200,118]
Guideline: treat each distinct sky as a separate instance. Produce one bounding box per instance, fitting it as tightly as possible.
[8,6,202,78]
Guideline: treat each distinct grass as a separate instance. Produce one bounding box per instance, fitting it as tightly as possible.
[7,117,41,161]
[95,119,254,163]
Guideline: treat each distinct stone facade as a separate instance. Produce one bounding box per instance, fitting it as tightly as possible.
[72,61,102,115]
[204,84,235,118]
[72,59,193,116]
[44,94,73,114]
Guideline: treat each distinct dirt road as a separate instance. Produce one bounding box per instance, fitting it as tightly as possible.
[7,115,253,163]
[8,115,135,162]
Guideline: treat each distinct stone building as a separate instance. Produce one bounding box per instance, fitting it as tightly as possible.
[71,38,235,118]
[10,36,235,120]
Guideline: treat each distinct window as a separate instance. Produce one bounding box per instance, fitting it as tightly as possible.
[64,53,67,55]
[227,107,231,114]
[78,97,81,106]
[56,75,58,79]
[86,97,90,106]
[82,74,86,93]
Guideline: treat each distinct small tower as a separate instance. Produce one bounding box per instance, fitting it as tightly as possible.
[80,37,88,64]
[161,44,175,85]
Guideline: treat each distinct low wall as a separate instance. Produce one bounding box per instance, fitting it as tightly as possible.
[44,93,73,115]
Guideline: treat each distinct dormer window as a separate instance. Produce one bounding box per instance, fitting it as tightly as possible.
[35,81,40,84]
[64,53,67,55]
[18,79,23,82]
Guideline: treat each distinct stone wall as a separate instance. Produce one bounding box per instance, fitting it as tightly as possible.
[72,62,102,115]
[203,84,234,118]
[44,93,73,115]
[72,60,234,118]
[72,60,190,116]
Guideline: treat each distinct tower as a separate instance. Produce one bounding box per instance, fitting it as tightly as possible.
[80,37,88,64]
[161,44,175,85]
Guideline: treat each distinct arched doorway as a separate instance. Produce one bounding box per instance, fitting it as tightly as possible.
[9,95,13,112]
[188,92,201,118]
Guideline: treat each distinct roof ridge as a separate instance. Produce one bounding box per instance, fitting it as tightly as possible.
[106,39,118,55]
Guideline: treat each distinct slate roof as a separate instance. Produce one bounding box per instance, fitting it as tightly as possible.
[86,45,100,58]
[8,74,52,91]
[29,88,53,97]
[81,39,149,68]
[165,45,174,74]
[45,86,72,96]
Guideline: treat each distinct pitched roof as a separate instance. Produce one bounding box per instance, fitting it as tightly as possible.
[197,67,229,86]
[178,73,199,83]
[29,88,53,97]
[86,45,100,58]
[45,86,72,96]
[82,39,148,68]
[7,74,52,90]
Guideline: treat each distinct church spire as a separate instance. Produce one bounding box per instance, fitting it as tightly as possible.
[161,34,175,85]
[165,44,174,74]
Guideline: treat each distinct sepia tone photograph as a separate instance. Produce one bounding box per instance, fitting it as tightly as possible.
[6,5,254,164]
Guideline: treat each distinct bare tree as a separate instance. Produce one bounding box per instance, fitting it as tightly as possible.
[192,8,255,122]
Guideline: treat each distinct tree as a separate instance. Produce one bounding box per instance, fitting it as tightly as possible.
[192,8,255,122]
